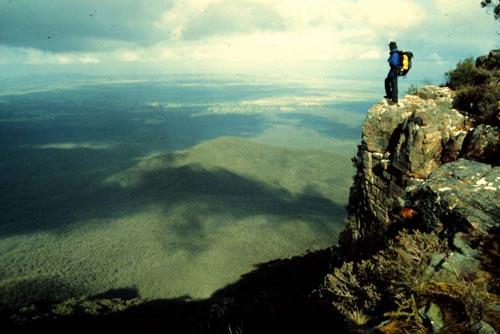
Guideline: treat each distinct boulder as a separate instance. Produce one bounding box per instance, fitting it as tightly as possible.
[461,124,500,165]
[411,159,499,233]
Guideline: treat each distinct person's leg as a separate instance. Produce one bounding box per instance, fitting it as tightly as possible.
[391,75,398,102]
[384,75,391,98]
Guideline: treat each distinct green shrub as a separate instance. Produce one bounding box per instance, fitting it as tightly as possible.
[445,57,490,90]
[321,260,381,326]
[320,230,448,328]
[454,83,500,125]
[445,54,499,125]
[406,84,420,95]
[421,274,495,329]
[7,295,142,325]
[321,229,500,331]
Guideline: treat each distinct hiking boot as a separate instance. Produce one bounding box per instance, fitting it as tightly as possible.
[388,100,398,105]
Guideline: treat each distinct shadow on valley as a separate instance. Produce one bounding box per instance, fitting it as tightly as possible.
[1,152,345,253]
[1,247,345,333]
[1,85,361,242]
[0,276,89,309]
[0,110,270,238]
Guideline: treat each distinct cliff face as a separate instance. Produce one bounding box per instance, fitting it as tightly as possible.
[340,86,499,256]
[324,85,499,333]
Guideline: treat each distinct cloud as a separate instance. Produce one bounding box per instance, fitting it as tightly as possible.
[56,55,72,65]
[353,0,426,30]
[0,0,173,52]
[359,49,383,60]
[120,51,141,62]
[78,55,100,64]
[0,46,101,65]
[430,53,444,63]
[269,0,425,32]
[400,0,499,62]
[0,0,497,78]
[434,0,483,22]
[174,0,288,40]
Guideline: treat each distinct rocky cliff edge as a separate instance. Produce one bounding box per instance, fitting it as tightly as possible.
[321,84,499,333]
[341,86,499,254]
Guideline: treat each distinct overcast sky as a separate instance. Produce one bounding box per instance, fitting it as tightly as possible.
[0,0,498,80]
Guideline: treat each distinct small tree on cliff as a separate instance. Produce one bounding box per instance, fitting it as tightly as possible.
[481,0,500,20]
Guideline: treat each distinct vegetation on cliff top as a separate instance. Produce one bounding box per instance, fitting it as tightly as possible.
[445,52,499,125]
[320,229,499,333]
[481,0,500,20]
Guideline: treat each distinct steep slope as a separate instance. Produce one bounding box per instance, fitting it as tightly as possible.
[341,86,470,254]
[0,136,352,311]
[321,85,499,333]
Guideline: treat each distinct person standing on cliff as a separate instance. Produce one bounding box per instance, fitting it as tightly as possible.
[384,41,400,104]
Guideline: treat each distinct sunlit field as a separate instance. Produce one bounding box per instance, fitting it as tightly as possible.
[0,77,378,306]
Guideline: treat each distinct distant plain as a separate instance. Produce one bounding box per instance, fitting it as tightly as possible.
[0,77,378,306]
